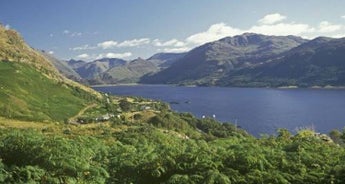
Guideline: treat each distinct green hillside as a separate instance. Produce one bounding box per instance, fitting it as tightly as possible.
[0,25,98,122]
[0,61,90,121]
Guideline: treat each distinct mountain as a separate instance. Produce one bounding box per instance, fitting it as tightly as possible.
[66,59,87,69]
[0,25,99,121]
[38,50,82,81]
[141,33,307,85]
[98,57,159,84]
[51,33,345,88]
[66,53,184,85]
[147,52,186,68]
[75,58,127,80]
[217,37,345,87]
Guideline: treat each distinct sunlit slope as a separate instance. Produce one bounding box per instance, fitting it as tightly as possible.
[0,25,99,121]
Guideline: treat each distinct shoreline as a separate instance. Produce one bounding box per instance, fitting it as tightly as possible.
[278,85,345,89]
[91,83,174,88]
[91,83,345,90]
[91,83,140,87]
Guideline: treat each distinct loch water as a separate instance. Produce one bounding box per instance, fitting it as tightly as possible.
[93,85,345,136]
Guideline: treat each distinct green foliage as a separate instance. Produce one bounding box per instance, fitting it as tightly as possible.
[0,126,345,183]
[0,160,5,183]
[147,112,247,139]
[329,129,343,145]
[191,117,247,138]
[0,129,109,183]
[119,99,132,112]
[148,112,194,133]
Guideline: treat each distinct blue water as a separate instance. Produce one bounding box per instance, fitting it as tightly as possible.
[93,85,345,136]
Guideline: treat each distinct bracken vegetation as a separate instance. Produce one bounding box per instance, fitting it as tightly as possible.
[1,115,345,183]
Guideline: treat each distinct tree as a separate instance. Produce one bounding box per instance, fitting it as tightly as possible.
[329,129,343,145]
[119,99,131,112]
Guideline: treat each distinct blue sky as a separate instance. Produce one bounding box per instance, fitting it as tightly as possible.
[1,0,345,61]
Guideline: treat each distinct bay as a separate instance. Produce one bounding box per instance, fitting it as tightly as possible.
[93,85,345,136]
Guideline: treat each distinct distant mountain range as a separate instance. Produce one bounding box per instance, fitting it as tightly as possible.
[98,57,158,84]
[51,33,345,87]
[55,52,186,85]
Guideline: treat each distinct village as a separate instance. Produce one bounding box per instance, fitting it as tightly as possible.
[68,93,166,125]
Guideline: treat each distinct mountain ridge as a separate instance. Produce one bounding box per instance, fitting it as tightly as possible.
[59,33,345,88]
[217,36,345,87]
[67,54,182,85]
[141,33,308,85]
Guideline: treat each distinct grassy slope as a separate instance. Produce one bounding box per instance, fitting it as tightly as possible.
[0,25,101,122]
[0,61,87,121]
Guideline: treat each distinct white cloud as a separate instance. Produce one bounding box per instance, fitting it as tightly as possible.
[331,33,345,38]
[153,39,186,47]
[69,13,345,58]
[186,23,242,45]
[341,15,345,19]
[97,40,118,49]
[318,21,342,33]
[63,30,70,34]
[258,13,287,25]
[97,52,132,59]
[49,33,54,37]
[70,44,96,51]
[249,23,315,36]
[96,38,150,49]
[183,15,315,46]
[63,30,83,37]
[117,38,150,47]
[4,24,10,30]
[76,53,90,59]
[162,47,191,53]
[48,51,54,55]
[255,14,316,37]
[75,52,132,61]
[70,32,82,37]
